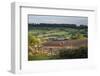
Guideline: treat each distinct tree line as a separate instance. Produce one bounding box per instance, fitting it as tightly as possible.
[28,23,88,29]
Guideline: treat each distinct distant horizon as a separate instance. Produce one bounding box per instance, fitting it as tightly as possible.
[28,15,88,26]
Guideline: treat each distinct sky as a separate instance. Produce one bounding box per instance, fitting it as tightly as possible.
[28,15,88,26]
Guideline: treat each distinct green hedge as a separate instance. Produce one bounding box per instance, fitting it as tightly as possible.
[58,46,88,59]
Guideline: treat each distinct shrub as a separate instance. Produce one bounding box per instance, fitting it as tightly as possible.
[58,46,88,59]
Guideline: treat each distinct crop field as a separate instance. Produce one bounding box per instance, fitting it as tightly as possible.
[28,23,88,60]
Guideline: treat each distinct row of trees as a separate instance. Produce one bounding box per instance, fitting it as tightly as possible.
[29,23,88,29]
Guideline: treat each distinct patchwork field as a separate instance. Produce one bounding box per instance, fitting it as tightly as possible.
[28,24,88,60]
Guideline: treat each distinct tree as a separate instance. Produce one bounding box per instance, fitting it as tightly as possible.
[28,32,42,53]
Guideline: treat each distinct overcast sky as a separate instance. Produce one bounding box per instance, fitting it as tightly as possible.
[28,15,88,26]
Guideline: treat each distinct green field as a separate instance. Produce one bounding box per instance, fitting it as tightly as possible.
[29,27,87,40]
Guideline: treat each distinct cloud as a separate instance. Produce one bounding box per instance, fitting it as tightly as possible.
[28,15,88,26]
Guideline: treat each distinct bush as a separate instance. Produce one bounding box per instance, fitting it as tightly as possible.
[58,46,88,59]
